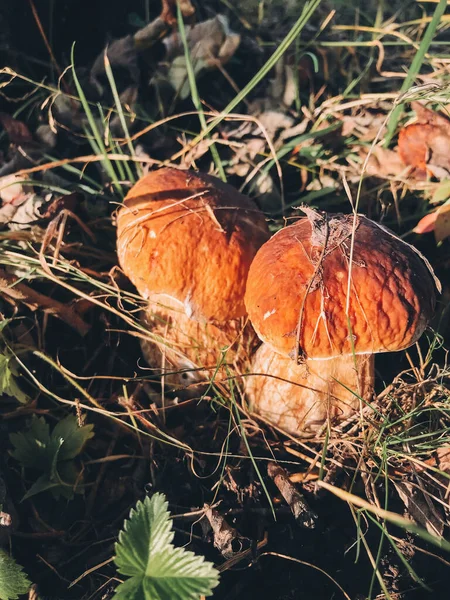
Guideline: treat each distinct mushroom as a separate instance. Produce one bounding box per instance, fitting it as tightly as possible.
[244,207,441,435]
[116,167,270,394]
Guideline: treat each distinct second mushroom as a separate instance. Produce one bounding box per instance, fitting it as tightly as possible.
[116,167,270,397]
[245,207,440,436]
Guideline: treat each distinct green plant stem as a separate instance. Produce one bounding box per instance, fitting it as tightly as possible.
[384,0,447,146]
[176,3,226,180]
[170,0,322,162]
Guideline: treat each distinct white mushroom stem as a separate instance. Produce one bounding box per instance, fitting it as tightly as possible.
[245,343,374,436]
[140,294,257,397]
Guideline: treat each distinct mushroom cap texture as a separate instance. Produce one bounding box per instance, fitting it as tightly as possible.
[117,168,270,322]
[245,209,439,359]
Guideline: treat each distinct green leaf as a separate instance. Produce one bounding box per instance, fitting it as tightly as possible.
[22,474,61,501]
[22,460,83,502]
[53,415,94,461]
[0,354,28,404]
[114,493,219,600]
[115,494,174,578]
[9,416,51,469]
[432,183,450,205]
[114,547,219,600]
[52,461,82,500]
[0,549,31,600]
[9,414,94,501]
[112,576,143,599]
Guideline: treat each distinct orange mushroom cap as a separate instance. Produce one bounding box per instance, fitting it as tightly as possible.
[117,168,270,322]
[245,208,440,360]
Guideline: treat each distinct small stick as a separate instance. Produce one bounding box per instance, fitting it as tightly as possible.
[203,505,248,558]
[267,461,317,529]
[0,268,90,336]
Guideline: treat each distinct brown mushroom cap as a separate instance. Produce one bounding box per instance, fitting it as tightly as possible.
[117,168,270,323]
[245,209,440,359]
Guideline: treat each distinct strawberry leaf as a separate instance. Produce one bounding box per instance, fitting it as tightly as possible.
[0,550,31,600]
[113,493,219,600]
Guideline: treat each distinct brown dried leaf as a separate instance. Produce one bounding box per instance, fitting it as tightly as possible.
[162,15,240,99]
[413,200,450,242]
[203,505,247,559]
[39,192,79,220]
[0,268,90,336]
[365,147,407,179]
[435,201,450,243]
[393,480,445,537]
[0,174,33,205]
[398,103,450,178]
[410,101,450,130]
[161,0,195,26]
[0,113,34,145]
[413,212,438,235]
[434,447,450,473]
[342,111,388,141]
[267,461,317,529]
[90,35,139,94]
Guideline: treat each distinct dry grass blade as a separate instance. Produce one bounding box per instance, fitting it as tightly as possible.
[317,481,450,552]
[0,267,90,336]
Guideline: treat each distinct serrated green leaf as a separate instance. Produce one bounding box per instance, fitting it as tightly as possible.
[9,414,94,501]
[9,416,51,469]
[148,546,219,598]
[114,493,219,600]
[114,546,219,600]
[112,576,144,600]
[22,474,61,501]
[115,494,174,577]
[0,549,31,600]
[0,354,28,404]
[52,415,94,461]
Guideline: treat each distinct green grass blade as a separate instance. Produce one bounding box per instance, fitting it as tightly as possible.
[103,51,140,182]
[384,0,448,146]
[171,0,322,159]
[176,3,226,181]
[70,44,123,194]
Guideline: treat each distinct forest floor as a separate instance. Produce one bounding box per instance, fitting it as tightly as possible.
[1,0,450,599]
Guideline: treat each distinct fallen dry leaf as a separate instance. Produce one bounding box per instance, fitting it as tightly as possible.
[0,112,34,145]
[393,480,445,537]
[162,15,241,99]
[39,192,79,220]
[365,146,407,179]
[8,195,45,230]
[0,174,33,204]
[398,102,450,179]
[0,267,90,336]
[203,505,248,559]
[435,201,450,243]
[414,199,450,242]
[414,447,450,525]
[160,0,195,25]
[413,211,438,235]
[434,447,450,473]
